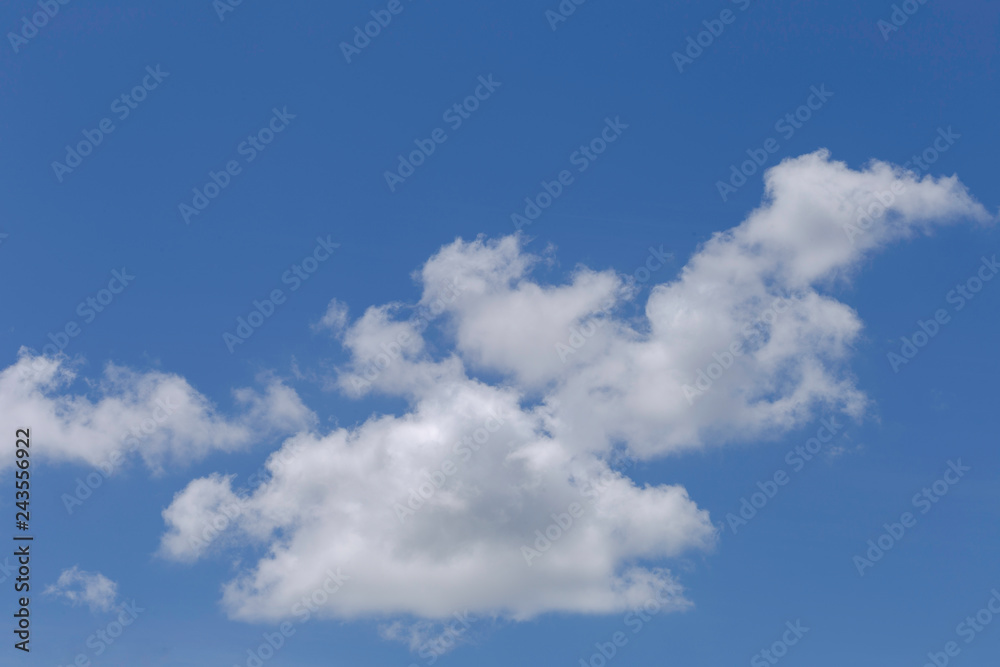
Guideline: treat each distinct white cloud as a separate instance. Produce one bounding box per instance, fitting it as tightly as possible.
[378,611,481,659]
[151,151,986,624]
[45,567,118,612]
[313,298,349,335]
[0,351,314,473]
[158,473,247,562]
[164,382,712,621]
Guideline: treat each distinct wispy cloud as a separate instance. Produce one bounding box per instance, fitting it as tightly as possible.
[45,567,119,613]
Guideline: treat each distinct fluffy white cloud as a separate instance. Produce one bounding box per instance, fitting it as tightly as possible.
[164,379,712,621]
[158,151,988,623]
[0,351,314,472]
[44,567,118,612]
[418,151,991,456]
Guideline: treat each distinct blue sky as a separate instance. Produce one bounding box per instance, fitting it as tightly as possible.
[2,0,999,665]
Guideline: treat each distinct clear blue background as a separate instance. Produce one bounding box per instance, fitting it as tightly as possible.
[1,0,998,665]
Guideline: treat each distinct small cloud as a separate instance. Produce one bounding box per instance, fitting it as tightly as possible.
[45,567,118,612]
[313,299,349,336]
[825,438,864,462]
[379,612,478,658]
[826,445,847,460]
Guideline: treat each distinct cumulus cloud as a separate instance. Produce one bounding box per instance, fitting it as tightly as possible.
[0,351,314,472]
[157,152,988,624]
[45,567,118,612]
[163,382,712,621]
